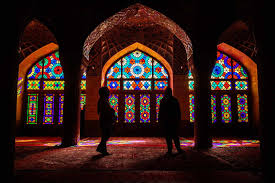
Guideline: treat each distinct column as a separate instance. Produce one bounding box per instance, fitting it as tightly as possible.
[192,40,217,149]
[60,44,82,147]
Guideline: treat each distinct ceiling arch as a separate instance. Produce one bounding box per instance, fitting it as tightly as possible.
[83,3,192,68]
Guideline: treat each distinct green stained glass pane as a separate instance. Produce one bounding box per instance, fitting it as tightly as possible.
[26,93,39,124]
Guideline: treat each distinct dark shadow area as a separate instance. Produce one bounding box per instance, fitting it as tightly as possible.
[91,153,111,161]
[16,146,59,160]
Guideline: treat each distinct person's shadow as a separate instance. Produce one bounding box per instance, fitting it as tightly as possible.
[91,153,110,161]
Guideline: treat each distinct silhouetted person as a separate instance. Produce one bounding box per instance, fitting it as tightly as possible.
[159,87,183,155]
[96,87,116,155]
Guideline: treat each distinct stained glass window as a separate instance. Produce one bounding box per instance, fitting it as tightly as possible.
[109,94,119,122]
[188,69,195,122]
[211,95,217,123]
[140,94,150,123]
[156,94,164,122]
[153,60,168,79]
[80,94,86,110]
[105,50,169,124]
[80,80,86,90]
[25,52,87,126]
[122,51,152,79]
[232,60,248,79]
[211,52,232,79]
[125,94,135,123]
[123,80,151,90]
[210,51,249,125]
[26,93,39,124]
[189,94,195,123]
[58,94,64,124]
[237,94,248,122]
[210,81,231,90]
[188,80,194,90]
[154,81,168,90]
[27,61,43,79]
[221,94,232,123]
[43,52,64,79]
[107,60,121,79]
[235,81,248,90]
[27,80,40,90]
[43,94,54,124]
[43,81,65,90]
[107,80,120,90]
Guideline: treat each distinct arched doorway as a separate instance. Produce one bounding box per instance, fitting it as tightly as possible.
[101,44,173,136]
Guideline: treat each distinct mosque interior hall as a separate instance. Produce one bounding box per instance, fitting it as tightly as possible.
[4,1,271,182]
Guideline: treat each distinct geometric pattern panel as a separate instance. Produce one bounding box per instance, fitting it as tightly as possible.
[211,95,217,123]
[58,94,64,124]
[211,52,232,79]
[43,94,54,124]
[188,69,194,79]
[80,80,86,90]
[153,60,168,79]
[156,94,164,122]
[80,94,86,110]
[27,60,43,79]
[188,80,194,90]
[82,71,87,79]
[140,94,150,123]
[189,94,195,123]
[43,81,65,90]
[43,52,64,79]
[107,80,120,90]
[106,60,121,79]
[232,60,248,79]
[109,94,119,122]
[26,93,39,124]
[123,80,151,90]
[122,50,152,79]
[237,94,249,122]
[125,94,135,123]
[211,81,232,90]
[235,81,248,90]
[27,80,40,90]
[154,80,168,90]
[221,94,232,123]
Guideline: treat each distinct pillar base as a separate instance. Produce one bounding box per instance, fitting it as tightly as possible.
[194,138,213,150]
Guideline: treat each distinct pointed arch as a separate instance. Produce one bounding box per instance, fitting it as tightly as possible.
[217,42,259,127]
[101,42,173,89]
[17,43,59,122]
[83,3,192,68]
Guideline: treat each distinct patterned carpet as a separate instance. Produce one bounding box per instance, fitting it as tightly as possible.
[15,137,262,183]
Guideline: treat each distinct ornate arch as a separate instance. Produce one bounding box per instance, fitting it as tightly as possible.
[217,42,259,127]
[83,3,192,68]
[17,43,59,121]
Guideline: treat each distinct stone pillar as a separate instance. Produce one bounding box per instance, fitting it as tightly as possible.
[191,0,221,149]
[60,44,82,146]
[192,40,216,149]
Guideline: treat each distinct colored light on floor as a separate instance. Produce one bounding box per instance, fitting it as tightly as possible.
[15,137,260,148]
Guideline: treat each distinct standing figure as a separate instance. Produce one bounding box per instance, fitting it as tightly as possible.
[96,87,116,155]
[159,87,183,155]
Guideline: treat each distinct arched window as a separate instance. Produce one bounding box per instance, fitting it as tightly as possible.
[210,51,249,124]
[25,51,86,126]
[105,50,169,124]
